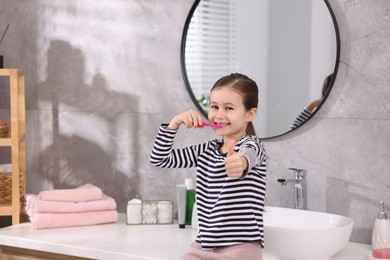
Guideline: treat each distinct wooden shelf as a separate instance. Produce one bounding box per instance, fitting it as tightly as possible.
[0,137,12,146]
[0,135,25,146]
[0,69,24,76]
[0,204,12,215]
[0,68,26,224]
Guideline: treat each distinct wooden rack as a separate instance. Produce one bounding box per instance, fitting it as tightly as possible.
[0,69,26,224]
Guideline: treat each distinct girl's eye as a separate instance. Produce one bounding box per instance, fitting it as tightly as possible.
[210,105,218,110]
[226,106,234,111]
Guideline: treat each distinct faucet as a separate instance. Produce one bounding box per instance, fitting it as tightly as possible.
[277,168,306,210]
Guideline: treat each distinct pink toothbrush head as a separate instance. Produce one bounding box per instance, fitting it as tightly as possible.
[200,122,223,128]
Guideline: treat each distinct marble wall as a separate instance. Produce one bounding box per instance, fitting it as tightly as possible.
[0,0,389,244]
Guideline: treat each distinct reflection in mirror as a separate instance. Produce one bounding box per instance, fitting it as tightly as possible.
[181,0,339,139]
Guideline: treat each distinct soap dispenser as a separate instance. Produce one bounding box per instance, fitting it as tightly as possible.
[372,201,390,249]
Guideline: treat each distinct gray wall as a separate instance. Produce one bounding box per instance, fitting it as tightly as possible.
[0,0,389,244]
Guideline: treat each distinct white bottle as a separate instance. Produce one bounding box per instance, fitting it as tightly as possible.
[191,200,198,230]
[372,201,390,249]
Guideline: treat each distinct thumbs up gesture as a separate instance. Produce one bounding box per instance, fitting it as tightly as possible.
[224,140,248,178]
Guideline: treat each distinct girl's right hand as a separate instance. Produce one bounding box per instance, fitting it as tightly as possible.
[167,109,203,130]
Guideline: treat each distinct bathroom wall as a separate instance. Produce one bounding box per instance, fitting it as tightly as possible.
[265,0,390,244]
[0,0,389,244]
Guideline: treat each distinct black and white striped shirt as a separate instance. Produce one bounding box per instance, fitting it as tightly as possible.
[290,108,312,130]
[150,125,267,249]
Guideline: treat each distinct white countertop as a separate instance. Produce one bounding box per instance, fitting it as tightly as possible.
[0,214,372,260]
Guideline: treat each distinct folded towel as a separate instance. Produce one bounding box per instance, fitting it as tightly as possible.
[38,183,103,202]
[25,194,116,214]
[31,210,118,229]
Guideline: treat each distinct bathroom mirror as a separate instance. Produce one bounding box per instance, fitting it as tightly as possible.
[181,0,340,139]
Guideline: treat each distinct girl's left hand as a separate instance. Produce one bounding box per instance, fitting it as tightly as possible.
[224,141,248,178]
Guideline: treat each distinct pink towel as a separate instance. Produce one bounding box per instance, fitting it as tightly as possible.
[26,194,116,214]
[31,210,118,229]
[38,183,103,202]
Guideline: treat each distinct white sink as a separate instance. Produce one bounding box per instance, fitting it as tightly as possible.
[263,206,353,260]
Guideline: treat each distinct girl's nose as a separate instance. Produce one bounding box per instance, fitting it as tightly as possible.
[215,109,225,119]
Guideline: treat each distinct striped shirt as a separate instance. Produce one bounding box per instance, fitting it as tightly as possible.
[150,125,267,249]
[290,108,312,130]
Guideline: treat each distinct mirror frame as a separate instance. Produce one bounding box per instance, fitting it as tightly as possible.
[180,0,341,140]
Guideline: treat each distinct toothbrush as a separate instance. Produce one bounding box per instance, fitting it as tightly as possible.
[200,122,223,128]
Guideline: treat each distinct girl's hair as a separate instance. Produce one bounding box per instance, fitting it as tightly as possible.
[322,73,333,97]
[211,73,258,136]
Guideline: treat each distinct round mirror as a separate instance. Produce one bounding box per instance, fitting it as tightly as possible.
[181,0,340,139]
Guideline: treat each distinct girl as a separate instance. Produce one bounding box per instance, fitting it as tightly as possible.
[150,73,266,260]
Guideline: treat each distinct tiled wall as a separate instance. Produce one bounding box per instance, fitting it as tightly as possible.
[0,0,389,244]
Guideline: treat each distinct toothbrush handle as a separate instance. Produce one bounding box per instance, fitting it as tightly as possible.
[200,122,222,128]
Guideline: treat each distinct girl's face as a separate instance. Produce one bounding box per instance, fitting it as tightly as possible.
[208,86,256,141]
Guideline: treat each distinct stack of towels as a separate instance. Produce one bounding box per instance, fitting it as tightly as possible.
[25,183,118,229]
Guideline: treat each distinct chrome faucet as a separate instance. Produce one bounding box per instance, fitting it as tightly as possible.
[277,168,306,210]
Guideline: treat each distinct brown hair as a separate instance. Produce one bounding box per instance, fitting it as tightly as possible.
[211,73,258,136]
[322,74,333,97]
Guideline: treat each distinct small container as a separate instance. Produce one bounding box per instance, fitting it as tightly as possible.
[157,201,173,224]
[142,201,158,224]
[127,199,173,225]
[372,201,390,249]
[127,199,142,224]
[191,200,198,230]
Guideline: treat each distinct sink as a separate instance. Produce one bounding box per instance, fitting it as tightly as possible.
[263,206,353,260]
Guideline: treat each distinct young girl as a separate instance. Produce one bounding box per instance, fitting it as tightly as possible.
[150,73,266,260]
